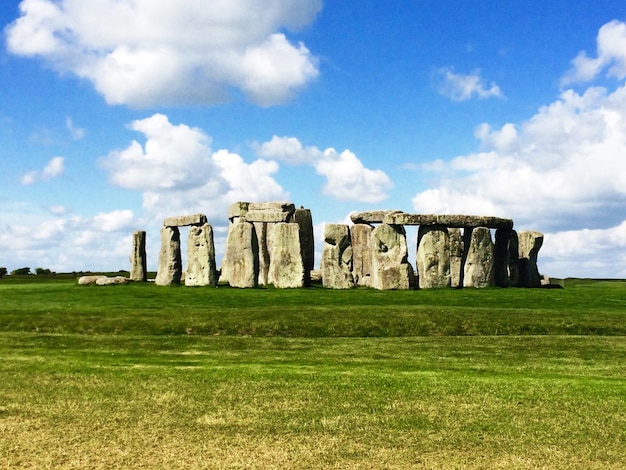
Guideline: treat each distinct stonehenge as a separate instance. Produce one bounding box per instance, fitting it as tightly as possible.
[122,204,546,291]
[220,202,313,288]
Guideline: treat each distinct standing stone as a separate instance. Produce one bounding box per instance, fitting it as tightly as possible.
[494,229,519,287]
[416,225,451,289]
[222,219,259,288]
[293,208,315,286]
[518,231,544,287]
[186,224,218,287]
[463,227,495,288]
[321,224,354,289]
[351,224,374,287]
[130,230,147,282]
[449,228,464,288]
[371,224,412,290]
[268,223,304,288]
[155,226,182,286]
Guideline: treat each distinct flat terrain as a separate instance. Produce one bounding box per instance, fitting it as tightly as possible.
[1,277,625,468]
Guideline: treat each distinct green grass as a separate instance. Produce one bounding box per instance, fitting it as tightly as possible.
[1,278,625,468]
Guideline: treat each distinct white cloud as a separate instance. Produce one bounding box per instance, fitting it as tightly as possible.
[101,114,288,223]
[435,67,503,101]
[5,0,321,107]
[92,210,134,232]
[257,135,394,203]
[412,82,626,234]
[21,156,64,185]
[0,204,141,272]
[66,117,85,140]
[541,222,626,278]
[316,149,394,203]
[562,20,626,85]
[257,135,321,164]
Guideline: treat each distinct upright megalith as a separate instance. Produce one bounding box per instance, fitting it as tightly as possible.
[155,226,182,286]
[293,207,315,286]
[463,227,495,288]
[186,224,218,287]
[371,224,413,290]
[494,229,519,287]
[416,225,451,289]
[351,223,374,287]
[321,224,354,289]
[268,223,304,288]
[449,228,464,288]
[518,231,544,287]
[222,218,259,288]
[130,230,147,282]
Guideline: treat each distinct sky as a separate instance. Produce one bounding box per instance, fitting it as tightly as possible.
[2,0,626,278]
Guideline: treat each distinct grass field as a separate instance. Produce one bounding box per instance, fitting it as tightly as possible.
[1,277,625,468]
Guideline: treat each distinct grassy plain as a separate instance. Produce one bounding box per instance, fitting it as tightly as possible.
[0,277,625,468]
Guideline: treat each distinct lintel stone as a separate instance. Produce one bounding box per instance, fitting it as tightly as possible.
[163,214,207,227]
[245,202,296,222]
[350,210,403,224]
[383,212,513,230]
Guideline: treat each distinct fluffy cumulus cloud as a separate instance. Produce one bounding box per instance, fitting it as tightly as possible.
[413,84,626,232]
[0,204,138,272]
[562,20,626,85]
[258,135,394,203]
[21,156,64,185]
[411,21,626,277]
[435,67,503,101]
[101,114,287,222]
[5,0,321,107]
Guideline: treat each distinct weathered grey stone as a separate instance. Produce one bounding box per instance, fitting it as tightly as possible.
[96,276,130,286]
[383,213,514,230]
[222,219,258,288]
[494,229,519,287]
[449,228,464,288]
[155,226,182,286]
[163,214,207,227]
[351,224,374,287]
[130,230,147,282]
[350,210,403,224]
[228,201,250,221]
[293,208,315,286]
[463,227,495,288]
[186,224,218,287]
[78,275,106,285]
[371,224,412,290]
[245,202,296,223]
[416,225,451,289]
[268,223,304,288]
[321,224,354,289]
[518,231,544,288]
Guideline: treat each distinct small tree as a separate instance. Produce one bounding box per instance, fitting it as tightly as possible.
[0,267,7,279]
[36,267,52,276]
[11,267,31,275]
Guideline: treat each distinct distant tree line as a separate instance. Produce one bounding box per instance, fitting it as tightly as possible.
[0,267,56,277]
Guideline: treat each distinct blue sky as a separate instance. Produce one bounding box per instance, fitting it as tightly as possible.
[2,0,626,278]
